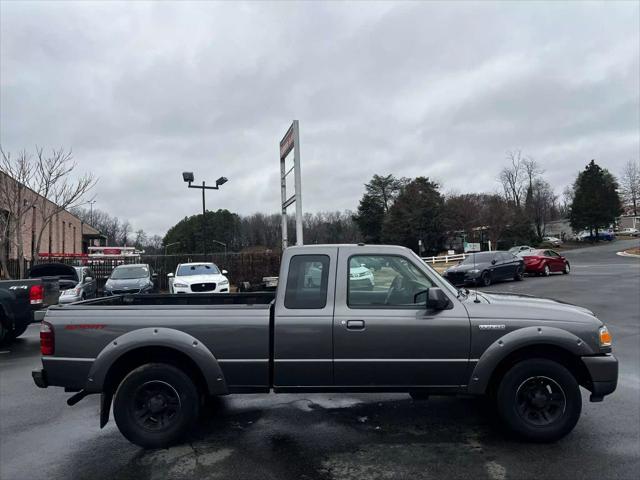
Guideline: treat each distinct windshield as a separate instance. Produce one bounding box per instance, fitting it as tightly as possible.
[110,266,149,280]
[461,252,495,264]
[177,264,220,276]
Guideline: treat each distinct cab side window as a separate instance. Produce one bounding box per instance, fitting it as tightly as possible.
[348,255,435,308]
[284,255,330,309]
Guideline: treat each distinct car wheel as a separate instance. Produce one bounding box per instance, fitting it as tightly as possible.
[496,358,581,442]
[543,264,550,277]
[563,262,570,274]
[514,266,524,281]
[480,271,492,287]
[0,319,9,345]
[113,363,200,449]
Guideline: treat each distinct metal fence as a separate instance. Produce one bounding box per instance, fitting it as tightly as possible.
[1,252,283,291]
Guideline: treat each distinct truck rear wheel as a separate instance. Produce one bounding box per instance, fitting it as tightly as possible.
[496,358,581,442]
[113,363,200,449]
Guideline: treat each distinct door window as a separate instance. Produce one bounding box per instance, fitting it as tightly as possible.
[284,255,330,309]
[348,255,435,308]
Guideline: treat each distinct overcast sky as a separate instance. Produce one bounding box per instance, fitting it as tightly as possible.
[1,1,638,236]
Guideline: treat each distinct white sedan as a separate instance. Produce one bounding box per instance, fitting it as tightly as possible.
[168,262,230,294]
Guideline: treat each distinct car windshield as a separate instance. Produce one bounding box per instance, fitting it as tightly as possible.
[110,266,149,280]
[461,252,495,264]
[177,264,220,276]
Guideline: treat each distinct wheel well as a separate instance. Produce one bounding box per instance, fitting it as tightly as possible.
[103,346,208,396]
[486,344,591,395]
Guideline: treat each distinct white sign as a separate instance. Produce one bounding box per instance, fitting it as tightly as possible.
[464,242,481,253]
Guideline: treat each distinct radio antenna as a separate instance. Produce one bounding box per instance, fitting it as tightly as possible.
[473,249,480,303]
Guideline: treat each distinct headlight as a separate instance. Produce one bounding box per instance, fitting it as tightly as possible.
[468,269,480,274]
[219,279,229,286]
[599,326,612,347]
[174,282,188,288]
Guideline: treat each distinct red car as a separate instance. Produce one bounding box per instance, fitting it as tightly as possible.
[519,249,570,276]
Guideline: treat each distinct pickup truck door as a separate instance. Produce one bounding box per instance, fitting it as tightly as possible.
[333,247,471,388]
[273,247,338,389]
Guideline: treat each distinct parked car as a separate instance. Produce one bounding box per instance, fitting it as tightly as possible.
[0,277,59,343]
[577,230,615,242]
[442,251,524,287]
[519,249,570,276]
[348,258,375,290]
[28,263,97,304]
[168,262,229,294]
[542,236,563,247]
[33,244,617,448]
[616,227,639,237]
[105,264,157,295]
[508,245,534,255]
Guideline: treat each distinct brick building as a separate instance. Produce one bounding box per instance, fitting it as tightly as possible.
[1,172,103,261]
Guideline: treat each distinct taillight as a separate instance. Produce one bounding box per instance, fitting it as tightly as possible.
[30,284,44,305]
[40,321,54,355]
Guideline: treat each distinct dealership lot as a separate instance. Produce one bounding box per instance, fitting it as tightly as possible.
[1,240,638,480]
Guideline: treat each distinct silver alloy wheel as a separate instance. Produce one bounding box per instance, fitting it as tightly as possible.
[544,264,550,276]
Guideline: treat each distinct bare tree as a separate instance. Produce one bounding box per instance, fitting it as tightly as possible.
[499,150,527,208]
[32,148,97,262]
[620,159,640,215]
[0,149,39,278]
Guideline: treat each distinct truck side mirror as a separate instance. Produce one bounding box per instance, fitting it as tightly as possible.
[426,288,451,310]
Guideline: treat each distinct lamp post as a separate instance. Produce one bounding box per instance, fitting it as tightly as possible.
[211,240,227,255]
[164,241,181,256]
[182,172,228,256]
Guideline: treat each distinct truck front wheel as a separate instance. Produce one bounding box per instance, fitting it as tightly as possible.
[496,358,581,442]
[113,363,200,449]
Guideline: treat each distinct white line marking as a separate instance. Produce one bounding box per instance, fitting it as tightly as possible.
[0,351,10,354]
[485,461,507,480]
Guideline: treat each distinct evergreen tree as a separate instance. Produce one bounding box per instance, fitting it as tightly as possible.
[382,177,445,255]
[352,194,385,243]
[569,160,622,239]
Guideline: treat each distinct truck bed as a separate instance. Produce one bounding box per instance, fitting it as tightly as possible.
[42,291,276,392]
[76,291,275,307]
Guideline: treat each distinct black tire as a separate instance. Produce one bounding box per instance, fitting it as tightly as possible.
[113,363,200,449]
[514,266,524,281]
[480,271,492,287]
[563,262,570,275]
[496,358,581,442]
[0,318,9,345]
[542,264,551,277]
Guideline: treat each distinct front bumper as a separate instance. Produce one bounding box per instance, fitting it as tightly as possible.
[443,272,481,286]
[582,354,618,400]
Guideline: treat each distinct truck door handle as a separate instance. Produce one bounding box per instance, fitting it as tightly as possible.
[346,320,365,330]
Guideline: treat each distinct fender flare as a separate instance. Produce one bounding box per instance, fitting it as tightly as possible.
[85,327,228,395]
[467,326,596,395]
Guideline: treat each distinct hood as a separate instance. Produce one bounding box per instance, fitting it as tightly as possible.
[462,291,600,325]
[174,274,227,284]
[106,278,150,289]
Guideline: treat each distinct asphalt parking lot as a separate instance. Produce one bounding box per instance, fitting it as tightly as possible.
[1,239,638,480]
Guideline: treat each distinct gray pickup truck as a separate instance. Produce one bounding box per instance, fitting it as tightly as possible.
[32,244,618,448]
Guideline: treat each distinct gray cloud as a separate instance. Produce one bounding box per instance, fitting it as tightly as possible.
[1,1,638,236]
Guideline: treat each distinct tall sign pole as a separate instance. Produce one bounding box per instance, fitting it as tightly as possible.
[280,120,303,249]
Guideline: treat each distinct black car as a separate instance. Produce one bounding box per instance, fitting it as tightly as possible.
[104,264,157,295]
[442,251,525,287]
